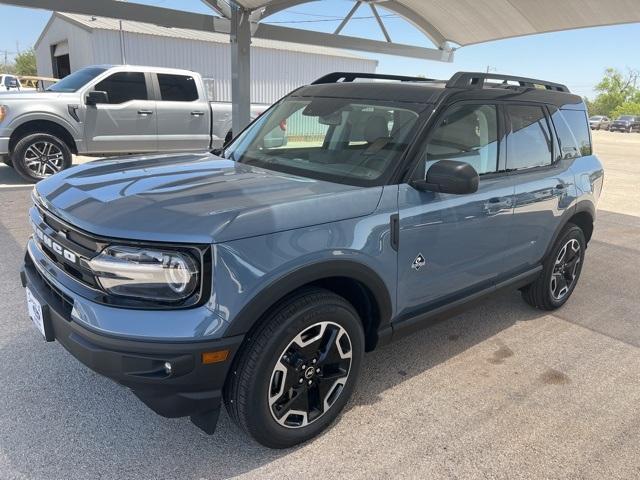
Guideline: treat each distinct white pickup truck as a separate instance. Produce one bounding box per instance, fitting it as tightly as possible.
[0,65,277,182]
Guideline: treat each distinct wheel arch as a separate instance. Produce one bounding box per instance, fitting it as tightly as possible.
[224,260,393,352]
[544,201,595,260]
[9,119,78,155]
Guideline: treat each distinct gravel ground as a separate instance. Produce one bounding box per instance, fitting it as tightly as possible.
[0,130,639,479]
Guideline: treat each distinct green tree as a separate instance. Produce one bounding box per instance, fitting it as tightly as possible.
[14,49,36,76]
[587,68,639,117]
[610,102,640,119]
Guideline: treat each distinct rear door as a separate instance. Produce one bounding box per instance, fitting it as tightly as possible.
[154,73,210,152]
[84,71,157,153]
[396,102,515,317]
[502,104,577,273]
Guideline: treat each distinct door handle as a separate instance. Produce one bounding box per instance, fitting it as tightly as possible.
[137,109,153,116]
[191,111,205,117]
[484,197,512,214]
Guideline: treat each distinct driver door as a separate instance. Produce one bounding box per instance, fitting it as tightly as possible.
[84,71,157,153]
[396,102,515,319]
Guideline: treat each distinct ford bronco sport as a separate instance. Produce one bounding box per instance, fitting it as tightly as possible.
[20,71,603,448]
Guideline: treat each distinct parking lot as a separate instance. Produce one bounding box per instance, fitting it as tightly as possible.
[0,130,639,479]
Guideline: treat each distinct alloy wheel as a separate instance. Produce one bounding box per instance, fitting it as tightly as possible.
[550,238,581,301]
[23,141,64,178]
[268,321,352,428]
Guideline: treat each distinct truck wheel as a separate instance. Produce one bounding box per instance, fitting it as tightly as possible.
[1,155,12,167]
[521,223,586,310]
[12,132,72,183]
[224,288,364,448]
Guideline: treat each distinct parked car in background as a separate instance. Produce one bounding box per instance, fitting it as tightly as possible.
[610,115,640,133]
[588,115,611,130]
[18,75,59,92]
[0,65,274,181]
[20,71,603,448]
[0,74,22,92]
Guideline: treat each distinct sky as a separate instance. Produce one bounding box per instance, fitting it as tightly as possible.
[0,0,638,99]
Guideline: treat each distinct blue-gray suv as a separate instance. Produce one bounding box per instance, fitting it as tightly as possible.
[20,71,604,448]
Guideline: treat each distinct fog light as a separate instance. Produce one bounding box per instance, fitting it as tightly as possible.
[164,361,173,375]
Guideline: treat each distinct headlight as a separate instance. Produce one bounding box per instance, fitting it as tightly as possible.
[88,246,199,302]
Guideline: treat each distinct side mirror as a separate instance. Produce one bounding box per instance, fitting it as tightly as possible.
[410,160,479,195]
[86,90,109,105]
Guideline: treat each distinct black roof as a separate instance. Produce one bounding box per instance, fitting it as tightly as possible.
[292,71,585,109]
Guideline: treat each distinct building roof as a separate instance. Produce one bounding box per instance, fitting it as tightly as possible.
[241,0,640,47]
[44,12,374,61]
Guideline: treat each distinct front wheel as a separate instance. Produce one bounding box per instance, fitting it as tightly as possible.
[12,132,72,183]
[224,288,364,448]
[521,223,586,310]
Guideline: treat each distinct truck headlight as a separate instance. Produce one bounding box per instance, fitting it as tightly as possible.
[88,246,199,302]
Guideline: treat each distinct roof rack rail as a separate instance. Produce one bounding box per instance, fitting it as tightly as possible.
[446,72,570,93]
[311,72,434,85]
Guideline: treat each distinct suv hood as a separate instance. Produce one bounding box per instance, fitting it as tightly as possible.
[35,153,383,244]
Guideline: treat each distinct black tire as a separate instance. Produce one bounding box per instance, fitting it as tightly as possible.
[1,154,12,167]
[12,132,72,183]
[224,287,364,449]
[521,223,586,310]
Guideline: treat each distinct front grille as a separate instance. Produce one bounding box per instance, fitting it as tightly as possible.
[28,256,74,317]
[31,202,106,290]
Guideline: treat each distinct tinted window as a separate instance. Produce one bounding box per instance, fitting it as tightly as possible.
[157,74,198,101]
[560,109,592,156]
[47,66,107,92]
[507,105,552,170]
[94,72,147,104]
[424,104,498,175]
[550,108,579,160]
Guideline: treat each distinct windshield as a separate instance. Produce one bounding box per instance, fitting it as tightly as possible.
[618,116,635,121]
[46,67,107,93]
[224,96,423,186]
[589,116,603,120]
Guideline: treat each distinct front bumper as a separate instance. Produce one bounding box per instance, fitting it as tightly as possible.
[0,136,9,155]
[20,244,244,434]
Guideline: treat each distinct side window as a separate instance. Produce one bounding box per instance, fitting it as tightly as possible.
[550,107,580,160]
[506,105,553,170]
[424,104,499,175]
[94,72,147,104]
[560,109,592,156]
[157,74,199,101]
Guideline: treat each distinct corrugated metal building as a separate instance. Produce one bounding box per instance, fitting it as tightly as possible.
[34,12,377,104]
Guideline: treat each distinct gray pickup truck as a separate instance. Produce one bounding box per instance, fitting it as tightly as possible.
[0,65,272,182]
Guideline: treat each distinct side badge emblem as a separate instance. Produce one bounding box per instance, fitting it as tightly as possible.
[412,253,426,271]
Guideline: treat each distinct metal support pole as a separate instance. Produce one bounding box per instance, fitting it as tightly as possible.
[230,5,251,136]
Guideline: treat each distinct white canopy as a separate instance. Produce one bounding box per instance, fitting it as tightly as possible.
[236,0,640,47]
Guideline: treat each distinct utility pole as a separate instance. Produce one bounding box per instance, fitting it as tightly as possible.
[119,20,126,64]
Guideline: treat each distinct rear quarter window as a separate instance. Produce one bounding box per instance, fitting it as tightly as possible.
[560,109,592,157]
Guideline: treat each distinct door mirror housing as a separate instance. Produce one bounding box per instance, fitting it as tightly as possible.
[410,160,479,195]
[86,90,109,105]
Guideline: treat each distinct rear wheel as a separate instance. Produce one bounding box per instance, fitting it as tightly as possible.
[12,132,72,183]
[521,223,586,310]
[224,288,364,448]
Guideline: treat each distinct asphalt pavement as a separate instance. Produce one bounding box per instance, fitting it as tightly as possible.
[0,130,639,479]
